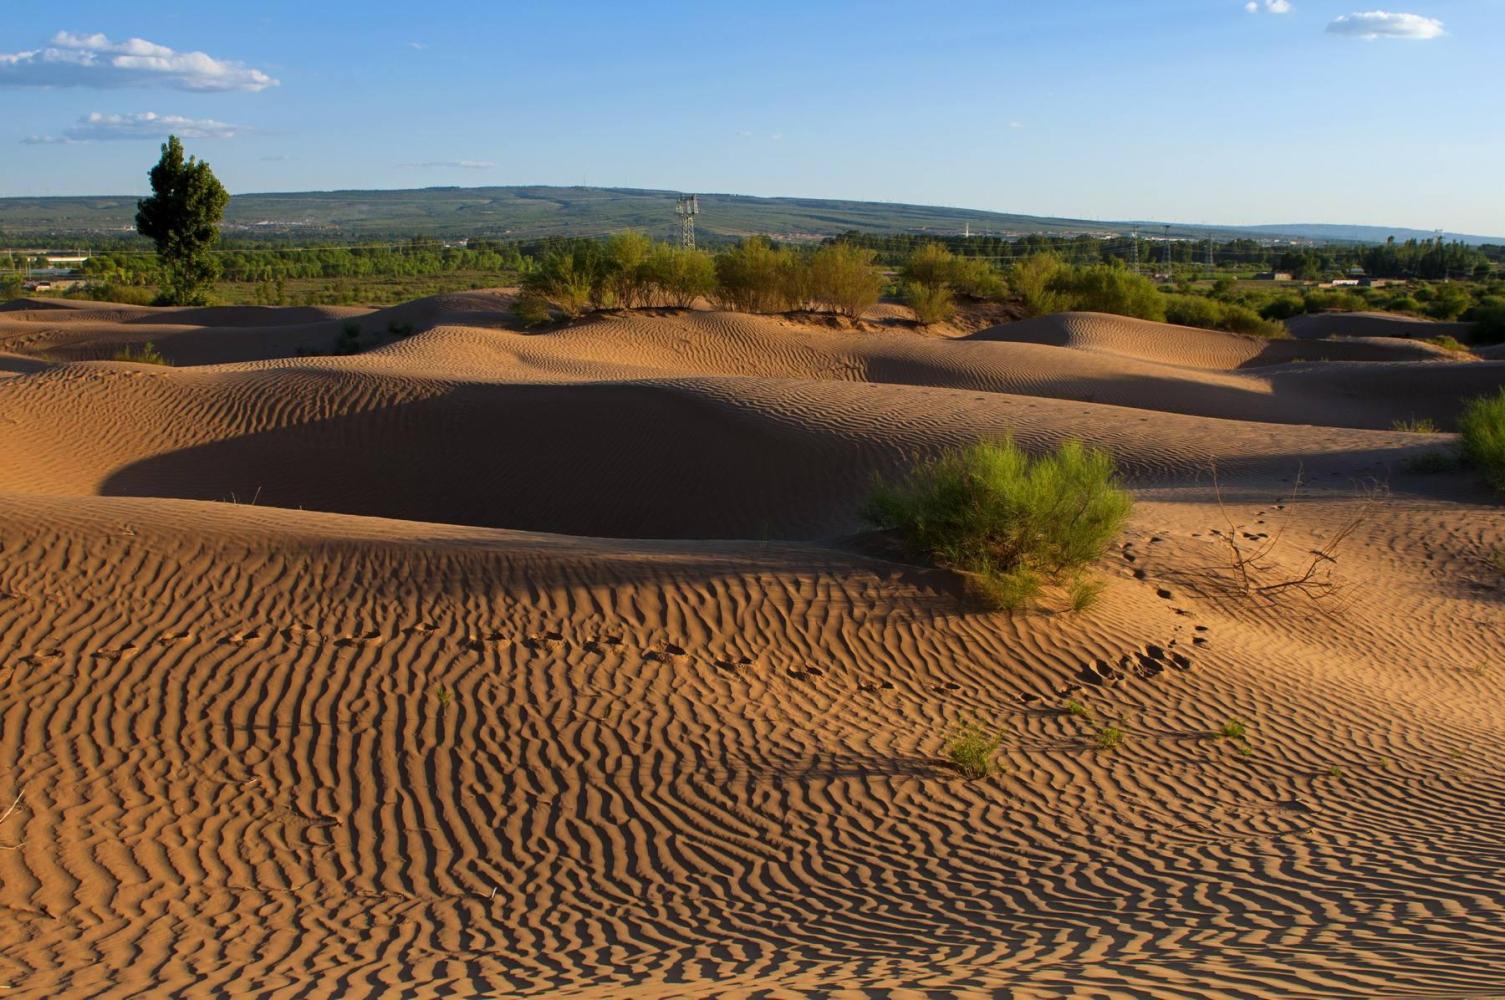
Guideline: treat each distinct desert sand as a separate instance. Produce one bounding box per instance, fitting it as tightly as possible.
[1,295,1502,997]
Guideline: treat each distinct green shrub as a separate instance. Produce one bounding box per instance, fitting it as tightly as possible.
[1426,284,1472,321]
[1464,299,1505,344]
[865,438,1133,612]
[1012,252,1069,316]
[1049,264,1166,321]
[1067,576,1106,613]
[1459,389,1505,496]
[1163,293,1222,329]
[111,341,172,365]
[82,282,156,306]
[903,281,955,325]
[806,242,883,319]
[522,244,602,317]
[513,292,553,327]
[604,231,655,308]
[945,721,1004,778]
[1392,416,1439,433]
[1259,293,1306,321]
[1304,289,1365,313]
[1427,335,1471,355]
[642,244,716,308]
[948,255,1007,300]
[714,237,794,313]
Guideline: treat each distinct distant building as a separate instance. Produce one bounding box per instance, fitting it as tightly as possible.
[44,254,90,267]
[1253,271,1294,282]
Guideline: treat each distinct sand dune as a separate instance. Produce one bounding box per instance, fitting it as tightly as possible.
[1286,309,1476,343]
[1,296,1502,996]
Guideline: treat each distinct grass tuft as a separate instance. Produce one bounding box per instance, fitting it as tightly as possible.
[945,721,1005,779]
[1459,389,1505,497]
[111,342,171,366]
[1391,416,1438,434]
[1094,725,1126,752]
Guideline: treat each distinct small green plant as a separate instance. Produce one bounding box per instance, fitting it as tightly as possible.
[111,341,172,365]
[434,685,451,709]
[1426,334,1471,355]
[902,281,956,325]
[334,321,363,355]
[1215,719,1248,741]
[865,438,1133,613]
[1487,549,1505,575]
[1063,699,1092,720]
[1067,576,1106,613]
[1402,450,1460,474]
[1458,389,1505,497]
[945,721,1004,779]
[1095,725,1125,752]
[1391,416,1438,433]
[1326,764,1345,779]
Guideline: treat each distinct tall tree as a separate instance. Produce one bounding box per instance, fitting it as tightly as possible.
[135,135,230,305]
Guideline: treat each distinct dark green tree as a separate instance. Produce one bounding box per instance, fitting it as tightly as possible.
[135,136,230,305]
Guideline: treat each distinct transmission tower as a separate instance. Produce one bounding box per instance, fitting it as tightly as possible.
[1206,236,1214,270]
[1163,225,1172,275]
[1129,228,1139,273]
[675,195,699,249]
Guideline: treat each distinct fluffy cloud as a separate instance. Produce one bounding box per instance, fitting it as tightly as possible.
[403,160,496,169]
[1246,1,1292,13]
[0,31,276,91]
[22,111,240,144]
[1326,11,1445,39]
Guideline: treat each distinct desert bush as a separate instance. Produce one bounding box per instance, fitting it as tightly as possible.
[522,244,603,317]
[1464,298,1505,344]
[1426,284,1472,321]
[1259,293,1307,321]
[513,292,553,327]
[1049,264,1166,321]
[1166,293,1289,337]
[1459,389,1505,496]
[945,721,1004,778]
[1012,252,1069,316]
[900,242,955,290]
[111,341,172,365]
[81,282,156,306]
[1427,335,1471,354]
[1392,416,1439,433]
[714,237,793,313]
[902,282,955,325]
[947,254,1007,300]
[642,244,716,308]
[806,242,883,319]
[865,438,1133,612]
[604,231,655,308]
[1304,289,1366,313]
[1067,576,1106,613]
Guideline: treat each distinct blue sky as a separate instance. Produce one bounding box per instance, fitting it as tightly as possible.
[3,1,1502,234]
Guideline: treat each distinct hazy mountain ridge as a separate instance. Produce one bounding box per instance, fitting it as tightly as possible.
[1,185,1499,244]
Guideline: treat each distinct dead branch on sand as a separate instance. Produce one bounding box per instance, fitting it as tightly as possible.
[1197,463,1381,615]
[0,787,24,850]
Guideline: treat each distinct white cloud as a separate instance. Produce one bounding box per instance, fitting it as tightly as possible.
[1247,1,1293,13]
[403,160,495,169]
[1326,11,1444,39]
[0,31,276,91]
[1008,120,1025,129]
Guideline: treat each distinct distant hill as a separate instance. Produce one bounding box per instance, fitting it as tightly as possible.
[1241,223,1501,246]
[1,185,1499,246]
